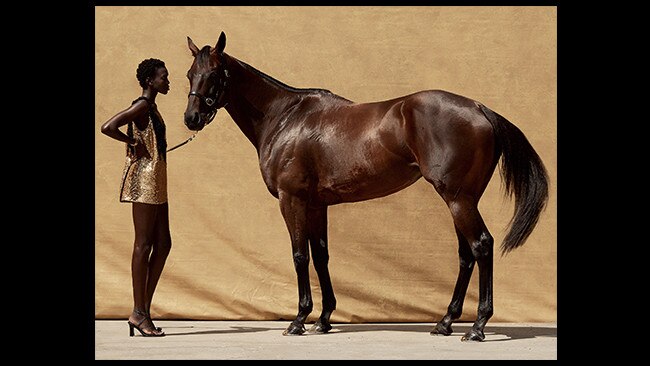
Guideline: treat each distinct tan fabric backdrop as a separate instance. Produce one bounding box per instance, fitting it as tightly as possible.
[95,6,557,323]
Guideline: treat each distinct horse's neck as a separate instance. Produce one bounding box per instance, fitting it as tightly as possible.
[224,56,301,152]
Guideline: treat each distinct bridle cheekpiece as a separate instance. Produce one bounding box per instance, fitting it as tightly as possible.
[187,66,230,126]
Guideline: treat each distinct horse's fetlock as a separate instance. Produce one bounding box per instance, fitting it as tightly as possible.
[478,303,493,319]
[299,300,313,314]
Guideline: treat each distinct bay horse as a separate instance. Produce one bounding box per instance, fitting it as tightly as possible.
[183,32,549,342]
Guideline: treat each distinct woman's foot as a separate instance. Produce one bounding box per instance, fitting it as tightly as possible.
[128,310,165,337]
[148,315,163,332]
[142,308,164,332]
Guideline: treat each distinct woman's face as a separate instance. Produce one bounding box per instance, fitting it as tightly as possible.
[151,66,170,94]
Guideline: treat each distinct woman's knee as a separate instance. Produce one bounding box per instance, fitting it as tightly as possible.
[133,239,154,257]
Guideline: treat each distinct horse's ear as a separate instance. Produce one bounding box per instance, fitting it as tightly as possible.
[187,36,200,57]
[214,31,226,57]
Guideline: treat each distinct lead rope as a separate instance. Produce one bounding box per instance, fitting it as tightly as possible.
[166,132,198,153]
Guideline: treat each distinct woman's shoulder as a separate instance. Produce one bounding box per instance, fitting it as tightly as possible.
[127,98,152,130]
[131,96,154,106]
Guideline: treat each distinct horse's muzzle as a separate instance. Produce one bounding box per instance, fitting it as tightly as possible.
[184,111,205,131]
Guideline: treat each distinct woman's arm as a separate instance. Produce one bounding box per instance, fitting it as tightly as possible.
[100,100,149,145]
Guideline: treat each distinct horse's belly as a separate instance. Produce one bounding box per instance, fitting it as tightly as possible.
[316,162,422,205]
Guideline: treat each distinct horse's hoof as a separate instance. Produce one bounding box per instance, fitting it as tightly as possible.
[461,329,485,342]
[430,323,453,336]
[308,321,332,334]
[282,322,306,336]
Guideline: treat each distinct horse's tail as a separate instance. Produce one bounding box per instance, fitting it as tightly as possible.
[478,103,549,255]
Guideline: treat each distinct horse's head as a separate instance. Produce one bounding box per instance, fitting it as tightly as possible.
[184,32,230,131]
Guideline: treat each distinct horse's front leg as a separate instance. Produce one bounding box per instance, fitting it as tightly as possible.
[279,192,312,335]
[307,206,336,334]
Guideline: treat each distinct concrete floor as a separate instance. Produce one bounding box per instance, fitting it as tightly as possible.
[95,320,557,360]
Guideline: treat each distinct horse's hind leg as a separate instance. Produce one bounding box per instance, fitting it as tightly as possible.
[436,194,495,341]
[414,106,498,341]
[430,226,475,336]
[307,206,336,333]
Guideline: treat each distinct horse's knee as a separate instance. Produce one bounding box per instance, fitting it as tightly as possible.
[470,232,493,259]
[293,252,309,270]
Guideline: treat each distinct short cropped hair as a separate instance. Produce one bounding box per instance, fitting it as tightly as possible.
[136,58,166,88]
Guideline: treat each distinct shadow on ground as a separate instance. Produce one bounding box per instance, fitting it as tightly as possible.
[331,323,556,342]
[164,325,286,336]
[161,322,555,341]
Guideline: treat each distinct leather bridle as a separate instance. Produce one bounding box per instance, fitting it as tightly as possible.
[187,67,230,126]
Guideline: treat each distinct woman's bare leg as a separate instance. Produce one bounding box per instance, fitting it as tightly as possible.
[129,202,162,335]
[145,203,172,328]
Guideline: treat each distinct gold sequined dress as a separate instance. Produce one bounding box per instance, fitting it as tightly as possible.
[119,98,168,204]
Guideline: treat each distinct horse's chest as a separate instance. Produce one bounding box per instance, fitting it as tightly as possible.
[258,159,280,198]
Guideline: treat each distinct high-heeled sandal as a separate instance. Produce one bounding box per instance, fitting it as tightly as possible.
[128,310,165,337]
[146,312,163,333]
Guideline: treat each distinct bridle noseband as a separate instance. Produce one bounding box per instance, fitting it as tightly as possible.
[188,67,230,126]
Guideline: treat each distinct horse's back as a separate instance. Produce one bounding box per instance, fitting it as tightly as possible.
[402,89,488,126]
[343,89,492,142]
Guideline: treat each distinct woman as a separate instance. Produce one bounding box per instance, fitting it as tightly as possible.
[100,58,171,337]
